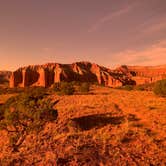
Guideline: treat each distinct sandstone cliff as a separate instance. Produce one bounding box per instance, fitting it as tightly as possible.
[9,62,128,88]
[9,62,166,88]
[117,65,166,85]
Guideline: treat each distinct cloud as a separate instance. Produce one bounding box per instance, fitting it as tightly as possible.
[110,40,166,66]
[141,18,166,35]
[88,3,137,32]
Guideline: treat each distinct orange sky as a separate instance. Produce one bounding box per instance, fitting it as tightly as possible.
[0,0,166,71]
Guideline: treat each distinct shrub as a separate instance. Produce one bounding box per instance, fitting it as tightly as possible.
[79,82,90,93]
[135,85,145,91]
[24,86,48,96]
[71,81,81,86]
[134,83,155,91]
[52,83,61,92]
[116,85,134,91]
[58,82,75,95]
[0,90,59,152]
[153,79,166,97]
[0,87,24,95]
[123,85,134,91]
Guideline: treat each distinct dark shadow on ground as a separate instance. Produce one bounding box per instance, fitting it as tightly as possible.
[69,113,125,131]
[127,114,140,121]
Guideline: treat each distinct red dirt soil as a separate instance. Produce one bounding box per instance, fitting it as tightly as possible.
[0,86,165,165]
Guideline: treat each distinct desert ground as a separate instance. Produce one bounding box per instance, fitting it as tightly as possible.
[0,85,166,165]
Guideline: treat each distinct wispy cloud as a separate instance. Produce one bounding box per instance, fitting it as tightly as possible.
[143,19,166,34]
[88,3,137,32]
[110,40,166,66]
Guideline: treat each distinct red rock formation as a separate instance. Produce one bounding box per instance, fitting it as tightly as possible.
[10,70,22,87]
[9,62,128,88]
[117,65,166,85]
[9,62,166,88]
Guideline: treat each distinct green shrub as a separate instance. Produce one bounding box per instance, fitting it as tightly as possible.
[134,83,155,91]
[0,90,58,152]
[117,85,134,91]
[58,82,75,95]
[24,86,47,96]
[135,85,145,91]
[79,82,90,93]
[71,81,81,86]
[124,85,134,91]
[52,83,61,92]
[0,87,24,95]
[153,79,166,97]
[52,82,75,95]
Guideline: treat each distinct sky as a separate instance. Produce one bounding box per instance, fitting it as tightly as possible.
[0,0,166,71]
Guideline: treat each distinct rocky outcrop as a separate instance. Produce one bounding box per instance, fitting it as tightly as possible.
[9,62,166,88]
[10,62,129,88]
[117,65,166,85]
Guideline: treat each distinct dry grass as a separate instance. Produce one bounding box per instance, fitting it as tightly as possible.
[0,86,166,165]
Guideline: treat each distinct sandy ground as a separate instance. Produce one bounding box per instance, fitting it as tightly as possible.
[0,86,166,165]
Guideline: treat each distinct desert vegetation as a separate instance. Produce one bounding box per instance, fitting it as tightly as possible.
[153,79,166,97]
[52,81,91,95]
[52,82,75,95]
[116,85,134,91]
[0,85,165,165]
[0,88,58,154]
[79,82,90,93]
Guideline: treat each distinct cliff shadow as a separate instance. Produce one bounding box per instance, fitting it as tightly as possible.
[26,70,40,86]
[45,70,55,87]
[60,65,98,83]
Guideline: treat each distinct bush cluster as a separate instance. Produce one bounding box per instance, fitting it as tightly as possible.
[0,88,58,152]
[79,82,90,93]
[59,82,75,95]
[135,85,145,91]
[0,87,24,95]
[52,82,91,95]
[153,79,166,97]
[53,82,75,95]
[116,85,134,91]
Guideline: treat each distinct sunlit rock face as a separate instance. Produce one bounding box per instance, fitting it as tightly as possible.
[9,62,166,88]
[117,65,166,85]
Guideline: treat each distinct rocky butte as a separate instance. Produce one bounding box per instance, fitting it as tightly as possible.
[9,62,166,88]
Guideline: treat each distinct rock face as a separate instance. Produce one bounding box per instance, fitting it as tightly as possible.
[117,65,166,85]
[0,71,11,84]
[9,62,166,88]
[9,62,127,88]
